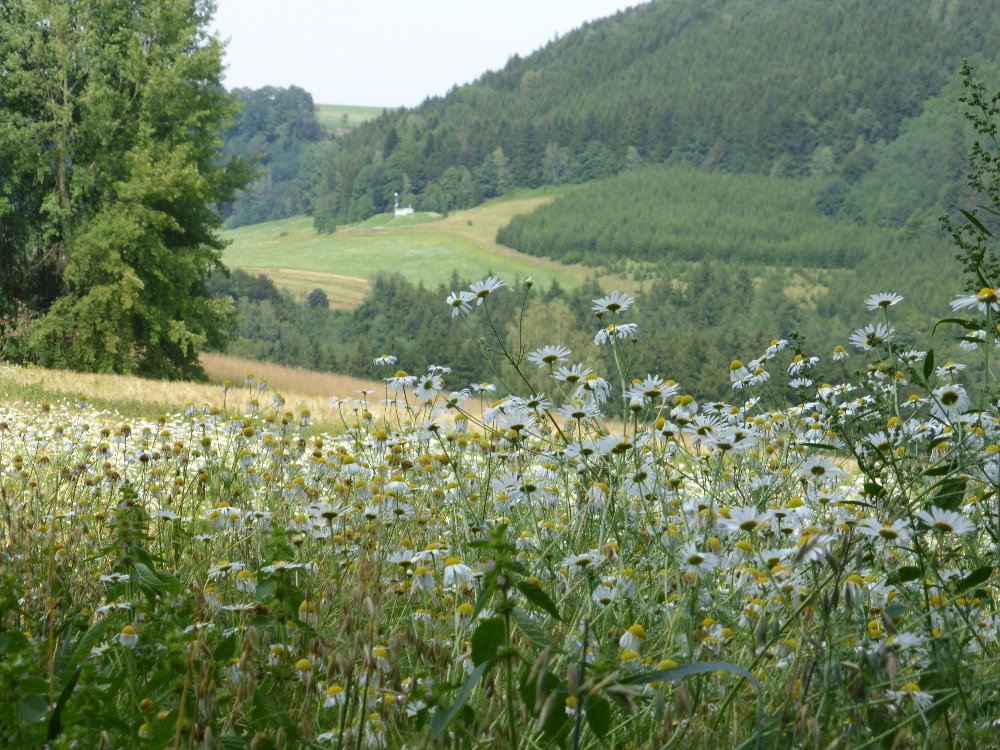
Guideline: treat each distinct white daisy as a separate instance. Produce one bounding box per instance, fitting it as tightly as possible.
[469,276,506,304]
[526,344,572,368]
[864,292,903,311]
[915,507,974,535]
[592,291,636,316]
[445,290,475,317]
[594,322,638,345]
[849,322,895,351]
[950,287,1000,314]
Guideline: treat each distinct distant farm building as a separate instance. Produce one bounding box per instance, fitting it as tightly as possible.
[394,192,414,217]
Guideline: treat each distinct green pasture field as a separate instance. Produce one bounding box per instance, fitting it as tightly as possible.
[222,196,599,298]
[315,103,386,131]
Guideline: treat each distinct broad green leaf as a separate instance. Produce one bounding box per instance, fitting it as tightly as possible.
[430,661,489,740]
[133,562,165,593]
[885,604,907,622]
[887,566,922,585]
[156,568,182,594]
[863,482,885,497]
[922,349,935,382]
[584,693,612,739]
[472,571,498,619]
[512,607,562,653]
[17,694,48,724]
[150,708,179,747]
[956,566,993,592]
[516,580,561,620]
[214,634,237,661]
[47,665,82,741]
[254,579,276,602]
[70,618,115,665]
[930,478,967,511]
[471,616,505,666]
[1,631,29,654]
[923,462,956,477]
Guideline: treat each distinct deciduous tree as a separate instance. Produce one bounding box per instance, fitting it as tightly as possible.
[0,0,251,378]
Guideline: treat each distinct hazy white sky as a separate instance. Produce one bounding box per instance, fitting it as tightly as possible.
[212,1,639,107]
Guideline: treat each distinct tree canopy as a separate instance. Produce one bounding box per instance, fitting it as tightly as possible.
[0,0,250,378]
[309,0,1000,227]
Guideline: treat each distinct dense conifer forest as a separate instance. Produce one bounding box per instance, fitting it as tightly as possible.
[302,0,1000,228]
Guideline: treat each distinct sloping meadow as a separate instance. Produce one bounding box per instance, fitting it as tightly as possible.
[1,279,998,748]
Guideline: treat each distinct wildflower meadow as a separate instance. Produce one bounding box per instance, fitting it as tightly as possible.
[3,260,1000,749]
[7,53,1000,750]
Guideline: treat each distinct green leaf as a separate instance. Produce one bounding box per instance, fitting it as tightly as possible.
[252,693,296,735]
[516,580,561,620]
[150,708,179,747]
[887,566,922,585]
[430,661,489,740]
[472,571,497,619]
[70,618,115,665]
[156,568,182,594]
[885,604,907,622]
[933,317,985,335]
[214,634,237,661]
[923,462,956,477]
[584,693,612,739]
[254,579,276,602]
[47,665,82,741]
[930,478,967,511]
[471,617,505,666]
[960,208,996,238]
[17,694,48,724]
[1,630,28,654]
[956,566,993,593]
[512,607,562,653]
[922,348,934,382]
[133,562,165,593]
[863,481,885,498]
[620,661,763,694]
[217,734,248,750]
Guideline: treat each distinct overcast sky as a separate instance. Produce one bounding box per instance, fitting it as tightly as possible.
[211,1,640,108]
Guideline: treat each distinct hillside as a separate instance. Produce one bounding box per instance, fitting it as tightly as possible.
[309,0,1000,228]
[221,193,614,305]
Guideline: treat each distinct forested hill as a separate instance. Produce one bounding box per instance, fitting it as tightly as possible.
[310,0,1000,228]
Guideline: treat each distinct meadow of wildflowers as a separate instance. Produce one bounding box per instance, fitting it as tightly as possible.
[1,268,999,749]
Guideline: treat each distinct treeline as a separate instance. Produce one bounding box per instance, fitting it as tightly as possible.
[220,86,339,228]
[496,166,894,269]
[307,0,1000,229]
[211,239,961,404]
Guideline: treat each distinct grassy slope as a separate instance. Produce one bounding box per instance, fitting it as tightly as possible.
[315,103,386,131]
[222,193,621,304]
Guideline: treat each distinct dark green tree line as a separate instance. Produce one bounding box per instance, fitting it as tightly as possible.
[0,0,250,378]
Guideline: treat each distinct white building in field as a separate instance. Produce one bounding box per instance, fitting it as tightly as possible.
[393,192,414,217]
